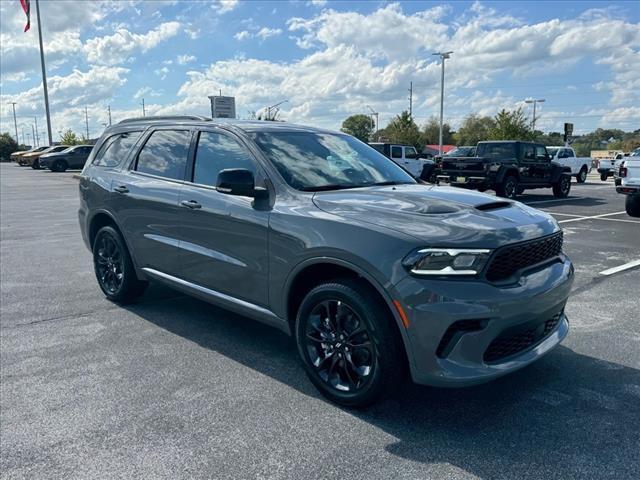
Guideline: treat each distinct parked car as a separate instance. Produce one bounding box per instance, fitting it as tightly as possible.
[11,146,47,162]
[445,146,476,157]
[615,151,640,217]
[19,145,69,169]
[368,142,435,180]
[596,152,624,181]
[79,116,574,407]
[438,140,572,199]
[40,145,93,172]
[546,146,591,183]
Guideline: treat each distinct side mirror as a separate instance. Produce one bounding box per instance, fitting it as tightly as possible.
[216,168,266,198]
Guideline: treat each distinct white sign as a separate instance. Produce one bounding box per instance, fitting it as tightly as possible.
[209,96,236,118]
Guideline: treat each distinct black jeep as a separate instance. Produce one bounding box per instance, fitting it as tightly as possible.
[437,141,572,199]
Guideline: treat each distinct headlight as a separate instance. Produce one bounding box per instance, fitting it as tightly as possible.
[402,248,492,276]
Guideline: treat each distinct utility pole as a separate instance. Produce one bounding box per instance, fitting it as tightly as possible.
[26,132,31,146]
[367,105,378,135]
[84,107,90,139]
[141,98,146,117]
[35,0,53,145]
[433,51,453,155]
[22,127,25,145]
[34,117,39,146]
[408,81,413,118]
[31,124,36,146]
[107,105,112,125]
[11,102,19,143]
[525,99,545,131]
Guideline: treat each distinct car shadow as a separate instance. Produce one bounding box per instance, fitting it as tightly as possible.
[519,194,609,207]
[125,285,640,479]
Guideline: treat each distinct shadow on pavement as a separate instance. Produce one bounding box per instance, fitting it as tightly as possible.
[519,195,609,208]
[127,286,640,479]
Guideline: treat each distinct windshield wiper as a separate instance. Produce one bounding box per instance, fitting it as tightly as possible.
[369,181,414,187]
[300,184,368,192]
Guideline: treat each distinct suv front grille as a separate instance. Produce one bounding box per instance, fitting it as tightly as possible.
[485,232,563,282]
[483,312,563,363]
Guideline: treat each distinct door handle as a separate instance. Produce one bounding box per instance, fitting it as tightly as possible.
[114,185,129,194]
[180,200,202,209]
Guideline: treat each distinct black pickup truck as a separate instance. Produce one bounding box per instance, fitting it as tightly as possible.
[437,141,572,199]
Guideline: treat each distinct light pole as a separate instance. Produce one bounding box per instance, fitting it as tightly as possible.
[84,107,90,139]
[266,100,288,121]
[10,102,19,143]
[433,51,453,155]
[367,105,378,135]
[34,116,39,146]
[525,99,545,131]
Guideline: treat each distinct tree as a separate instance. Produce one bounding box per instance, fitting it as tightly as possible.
[60,129,81,145]
[341,114,374,142]
[0,132,19,162]
[488,108,533,140]
[420,117,453,145]
[379,111,421,147]
[454,114,496,145]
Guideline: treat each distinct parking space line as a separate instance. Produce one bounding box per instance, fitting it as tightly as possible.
[549,213,584,217]
[592,217,640,224]
[599,259,640,276]
[558,211,627,224]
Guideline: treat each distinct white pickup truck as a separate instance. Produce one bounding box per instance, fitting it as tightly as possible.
[547,146,592,183]
[597,152,625,181]
[615,149,640,217]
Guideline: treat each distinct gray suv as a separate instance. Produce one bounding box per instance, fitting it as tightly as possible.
[79,116,574,407]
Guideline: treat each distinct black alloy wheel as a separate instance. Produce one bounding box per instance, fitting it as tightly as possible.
[95,233,125,295]
[497,175,518,199]
[304,299,376,393]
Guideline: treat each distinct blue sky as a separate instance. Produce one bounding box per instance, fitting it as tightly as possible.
[1,0,638,144]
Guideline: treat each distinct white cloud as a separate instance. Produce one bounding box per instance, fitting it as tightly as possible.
[234,30,251,41]
[256,27,282,40]
[177,54,197,65]
[235,27,282,41]
[213,0,239,15]
[309,0,327,6]
[84,21,181,65]
[154,66,170,80]
[133,86,163,100]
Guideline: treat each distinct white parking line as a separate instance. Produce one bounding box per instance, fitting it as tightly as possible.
[599,259,640,276]
[557,211,627,224]
[550,213,584,217]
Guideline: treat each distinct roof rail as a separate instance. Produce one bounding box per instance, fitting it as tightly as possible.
[117,115,211,125]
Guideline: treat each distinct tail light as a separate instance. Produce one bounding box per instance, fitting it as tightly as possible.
[619,166,627,177]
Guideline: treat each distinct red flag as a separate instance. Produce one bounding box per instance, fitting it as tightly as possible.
[20,0,31,32]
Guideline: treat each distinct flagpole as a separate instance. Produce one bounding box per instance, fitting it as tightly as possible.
[35,0,52,145]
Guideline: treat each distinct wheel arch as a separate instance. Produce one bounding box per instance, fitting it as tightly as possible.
[495,166,519,183]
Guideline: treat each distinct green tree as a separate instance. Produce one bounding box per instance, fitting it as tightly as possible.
[488,108,533,140]
[60,129,80,145]
[340,114,374,142]
[380,111,421,147]
[420,117,453,145]
[454,114,496,145]
[0,132,19,162]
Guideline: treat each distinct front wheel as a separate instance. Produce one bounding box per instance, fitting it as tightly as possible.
[93,226,148,303]
[31,159,41,169]
[496,175,518,199]
[577,166,588,183]
[295,280,405,408]
[600,173,608,181]
[52,160,67,172]
[552,174,571,198]
[626,195,640,218]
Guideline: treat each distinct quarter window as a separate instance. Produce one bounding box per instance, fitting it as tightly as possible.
[192,131,255,186]
[536,146,548,159]
[523,144,536,160]
[135,130,191,180]
[391,146,402,159]
[93,132,141,167]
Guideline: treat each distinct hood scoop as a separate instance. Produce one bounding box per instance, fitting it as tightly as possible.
[415,202,462,214]
[475,201,512,211]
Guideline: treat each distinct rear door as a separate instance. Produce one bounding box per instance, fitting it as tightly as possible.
[403,146,422,176]
[175,128,270,306]
[109,128,193,274]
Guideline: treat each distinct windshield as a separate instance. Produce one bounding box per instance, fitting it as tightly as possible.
[251,131,416,191]
[547,148,559,157]
[476,143,517,159]
[446,147,472,156]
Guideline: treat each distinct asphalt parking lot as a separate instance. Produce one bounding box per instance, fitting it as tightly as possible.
[1,163,638,480]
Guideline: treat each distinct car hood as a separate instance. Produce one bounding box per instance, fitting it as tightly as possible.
[312,184,559,248]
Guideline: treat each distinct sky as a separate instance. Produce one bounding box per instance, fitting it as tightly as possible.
[0,0,638,145]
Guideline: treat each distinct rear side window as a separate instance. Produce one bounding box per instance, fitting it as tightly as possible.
[93,132,141,167]
[391,146,402,158]
[192,131,255,186]
[522,144,535,160]
[476,143,517,159]
[536,145,547,159]
[135,130,191,180]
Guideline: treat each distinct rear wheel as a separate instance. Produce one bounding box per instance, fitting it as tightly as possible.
[93,226,148,303]
[496,175,518,199]
[577,166,588,183]
[625,195,640,218]
[295,279,405,407]
[552,174,571,198]
[600,173,608,181]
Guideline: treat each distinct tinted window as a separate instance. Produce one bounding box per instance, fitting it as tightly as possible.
[522,144,535,160]
[476,143,517,159]
[93,132,142,167]
[391,146,402,158]
[405,147,418,158]
[135,130,191,180]
[251,131,415,191]
[536,145,548,159]
[193,131,255,186]
[370,144,385,154]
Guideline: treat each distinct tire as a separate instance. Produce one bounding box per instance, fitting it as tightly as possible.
[93,226,148,303]
[496,175,518,199]
[576,166,588,183]
[31,158,40,169]
[552,174,571,198]
[52,160,67,172]
[600,173,608,181]
[295,279,406,408]
[625,195,640,218]
[516,186,525,195]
